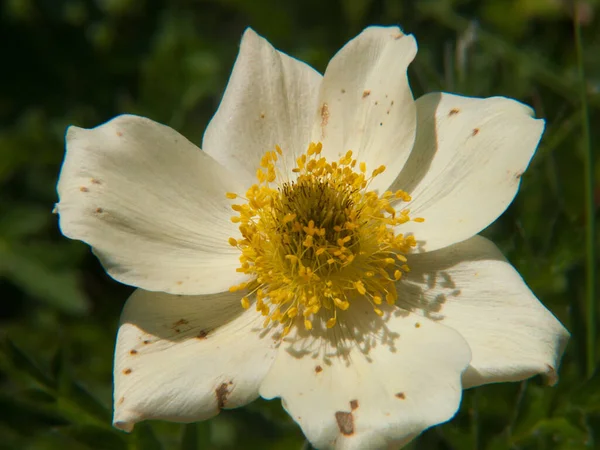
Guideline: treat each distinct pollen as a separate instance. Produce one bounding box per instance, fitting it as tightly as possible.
[227,142,422,333]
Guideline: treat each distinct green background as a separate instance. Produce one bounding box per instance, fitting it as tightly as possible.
[1,0,599,449]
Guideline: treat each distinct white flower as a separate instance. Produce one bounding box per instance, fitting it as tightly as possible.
[56,26,569,449]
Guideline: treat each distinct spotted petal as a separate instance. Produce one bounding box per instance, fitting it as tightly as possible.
[57,115,247,295]
[259,304,471,449]
[311,26,418,194]
[397,235,569,388]
[203,28,322,187]
[392,93,544,252]
[113,289,278,431]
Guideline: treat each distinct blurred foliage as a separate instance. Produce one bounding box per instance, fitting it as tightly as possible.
[1,0,599,449]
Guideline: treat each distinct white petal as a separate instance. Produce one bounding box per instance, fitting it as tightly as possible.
[113,289,277,431]
[57,115,247,295]
[203,29,322,185]
[259,304,471,449]
[311,26,417,193]
[393,93,544,252]
[398,235,569,388]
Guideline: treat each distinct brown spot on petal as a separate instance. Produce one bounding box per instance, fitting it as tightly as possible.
[315,365,323,373]
[350,400,359,410]
[515,172,523,180]
[415,322,421,328]
[216,383,230,409]
[335,411,354,435]
[320,103,330,139]
[341,88,346,94]
[393,33,403,40]
[472,128,480,136]
[95,207,103,213]
[123,368,132,375]
[362,90,371,98]
[91,178,101,184]
[449,108,460,116]
[80,187,89,192]
[197,330,209,339]
[129,349,138,355]
[320,103,329,127]
[117,396,125,405]
[176,281,183,285]
[116,131,123,137]
[173,319,189,327]
[395,392,406,399]
[143,340,152,345]
[260,113,265,119]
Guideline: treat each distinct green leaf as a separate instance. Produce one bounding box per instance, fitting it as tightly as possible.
[133,423,164,450]
[485,432,511,450]
[181,422,212,450]
[570,367,600,412]
[59,425,128,450]
[518,417,588,445]
[0,241,89,315]
[50,344,71,395]
[0,393,69,433]
[1,338,55,389]
[1,339,111,426]
[66,381,112,424]
[0,204,50,238]
[20,388,57,405]
[180,423,198,450]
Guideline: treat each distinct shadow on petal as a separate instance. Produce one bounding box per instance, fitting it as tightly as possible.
[113,290,279,430]
[388,93,442,196]
[396,235,569,388]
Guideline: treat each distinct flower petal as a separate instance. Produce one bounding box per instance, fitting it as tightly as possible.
[202,28,322,185]
[398,235,569,388]
[259,304,471,449]
[311,26,417,194]
[392,93,544,252]
[113,289,277,431]
[57,114,247,295]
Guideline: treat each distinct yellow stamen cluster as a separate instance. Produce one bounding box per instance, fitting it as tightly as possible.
[227,142,423,336]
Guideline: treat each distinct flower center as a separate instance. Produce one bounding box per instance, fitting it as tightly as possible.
[227,142,423,336]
